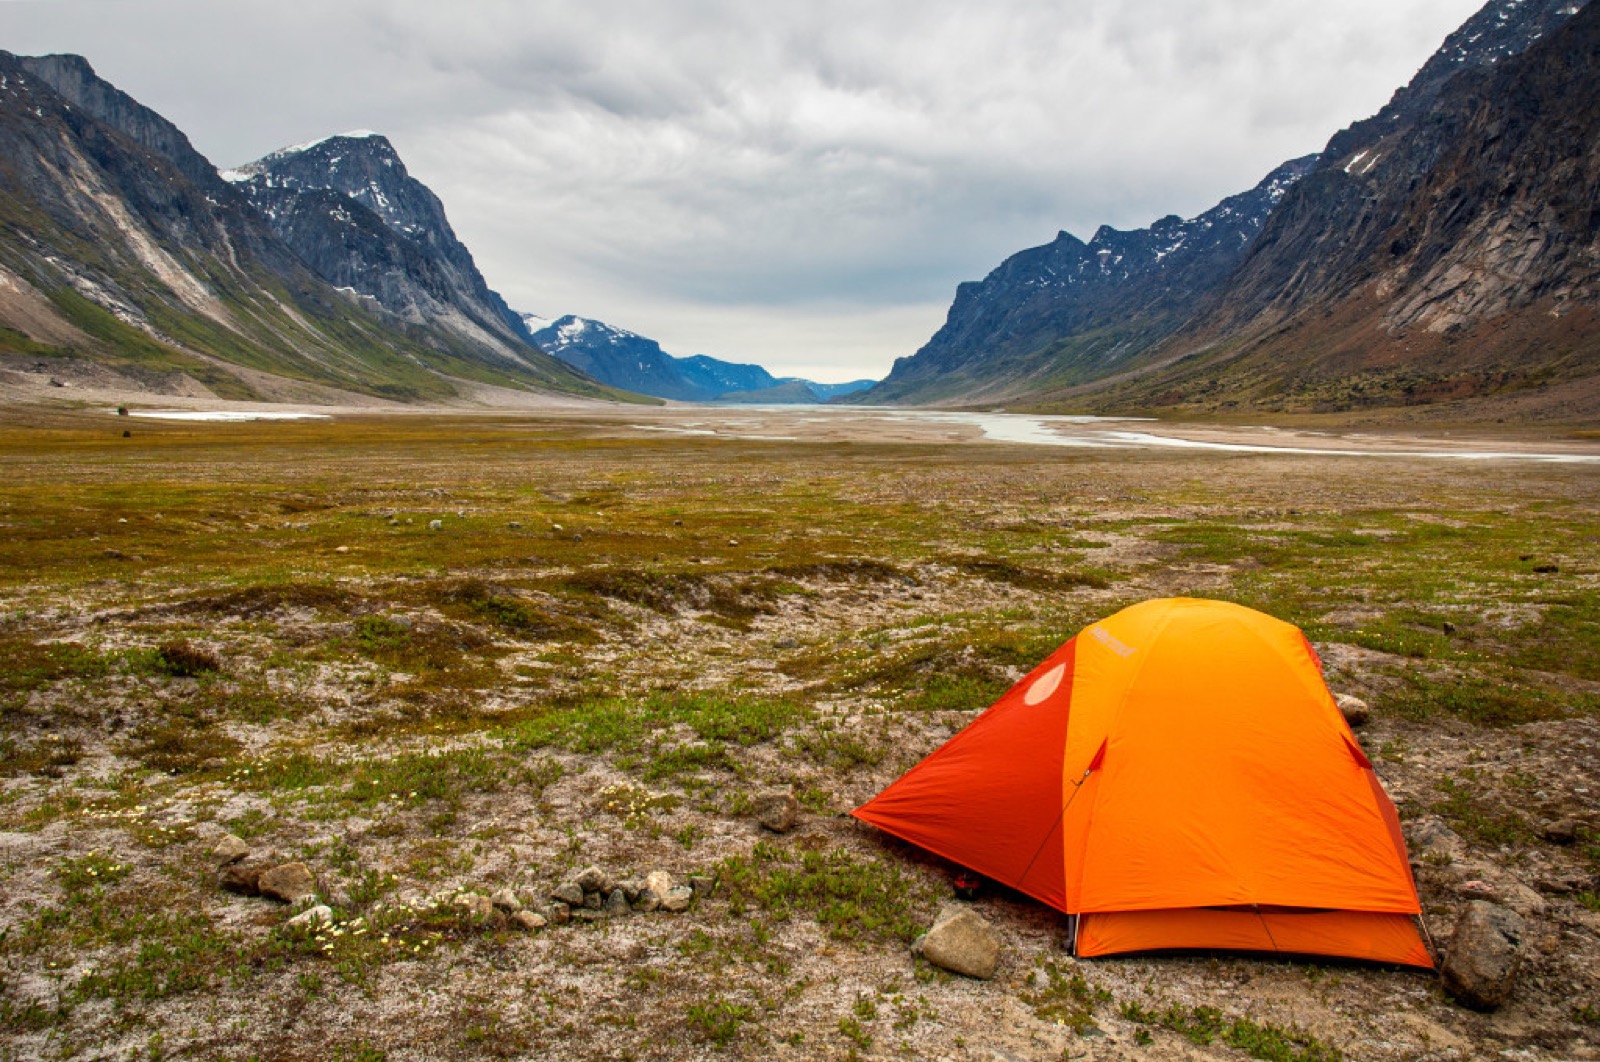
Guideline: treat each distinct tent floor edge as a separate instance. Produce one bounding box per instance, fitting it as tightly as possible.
[1076,908,1435,969]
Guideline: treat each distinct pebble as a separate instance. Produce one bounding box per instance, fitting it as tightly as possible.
[511,910,547,931]
[287,905,333,929]
[213,834,251,866]
[753,789,799,832]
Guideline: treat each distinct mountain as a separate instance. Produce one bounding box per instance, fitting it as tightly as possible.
[224,133,537,358]
[526,313,877,402]
[862,0,1595,416]
[0,53,618,402]
[1081,0,1600,416]
[860,156,1318,405]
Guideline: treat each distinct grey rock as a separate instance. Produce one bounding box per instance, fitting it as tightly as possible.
[583,890,603,911]
[1335,693,1370,728]
[688,874,715,899]
[919,907,1001,980]
[1441,901,1525,1010]
[257,863,316,904]
[1540,818,1581,846]
[576,865,612,894]
[511,910,547,931]
[428,519,443,531]
[507,521,523,530]
[547,902,571,926]
[753,789,799,833]
[454,892,495,919]
[219,861,263,896]
[618,878,642,904]
[213,834,251,866]
[643,871,675,899]
[550,881,584,907]
[661,886,694,912]
[287,904,332,929]
[634,887,661,913]
[604,888,632,916]
[490,888,521,913]
[1413,818,1464,859]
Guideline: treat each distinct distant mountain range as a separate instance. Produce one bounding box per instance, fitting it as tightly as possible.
[860,0,1600,419]
[524,313,876,404]
[0,54,626,403]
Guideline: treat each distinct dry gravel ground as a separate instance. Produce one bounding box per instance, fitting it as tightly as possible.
[0,403,1596,1062]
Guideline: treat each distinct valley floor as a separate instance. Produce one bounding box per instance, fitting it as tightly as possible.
[0,402,1596,1061]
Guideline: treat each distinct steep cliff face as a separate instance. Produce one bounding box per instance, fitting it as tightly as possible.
[1109,0,1600,415]
[0,53,614,401]
[862,157,1317,404]
[226,133,536,360]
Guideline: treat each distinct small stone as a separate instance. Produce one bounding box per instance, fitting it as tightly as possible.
[552,523,564,532]
[688,874,715,899]
[455,892,495,919]
[1334,693,1370,728]
[634,887,661,913]
[213,834,251,866]
[287,905,333,929]
[547,902,571,925]
[511,910,547,931]
[583,890,603,910]
[551,881,585,907]
[775,638,798,650]
[1540,818,1580,846]
[571,533,583,543]
[219,861,263,896]
[334,545,350,554]
[919,907,1001,980]
[1535,870,1591,894]
[490,888,522,913]
[572,908,605,923]
[575,866,612,894]
[1457,879,1497,898]
[753,789,799,833]
[643,871,675,899]
[1442,620,1458,635]
[428,519,443,531]
[1441,901,1525,1010]
[257,863,316,904]
[661,886,694,912]
[508,521,523,530]
[728,539,740,547]
[1412,818,1464,859]
[605,888,631,916]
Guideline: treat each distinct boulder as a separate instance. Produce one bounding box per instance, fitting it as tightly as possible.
[753,789,799,833]
[660,886,694,913]
[576,866,612,894]
[213,835,251,866]
[917,906,1000,980]
[490,888,522,913]
[1441,901,1525,1010]
[1334,693,1370,728]
[511,910,547,931]
[219,861,264,896]
[287,905,333,930]
[257,863,316,904]
[550,881,585,907]
[604,888,631,916]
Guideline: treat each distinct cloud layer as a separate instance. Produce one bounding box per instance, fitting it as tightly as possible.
[3,0,1482,380]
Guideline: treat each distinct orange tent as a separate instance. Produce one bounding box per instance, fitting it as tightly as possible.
[852,597,1432,967]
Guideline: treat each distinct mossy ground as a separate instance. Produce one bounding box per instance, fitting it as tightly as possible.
[0,407,1596,1060]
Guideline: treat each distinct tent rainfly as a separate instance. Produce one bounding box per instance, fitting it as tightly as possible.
[852,597,1433,967]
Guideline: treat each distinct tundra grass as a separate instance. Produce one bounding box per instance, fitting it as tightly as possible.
[0,411,1596,1059]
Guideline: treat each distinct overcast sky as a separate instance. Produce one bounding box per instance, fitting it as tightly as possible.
[3,0,1483,381]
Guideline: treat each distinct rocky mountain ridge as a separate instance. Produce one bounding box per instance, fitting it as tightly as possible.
[861,0,1597,417]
